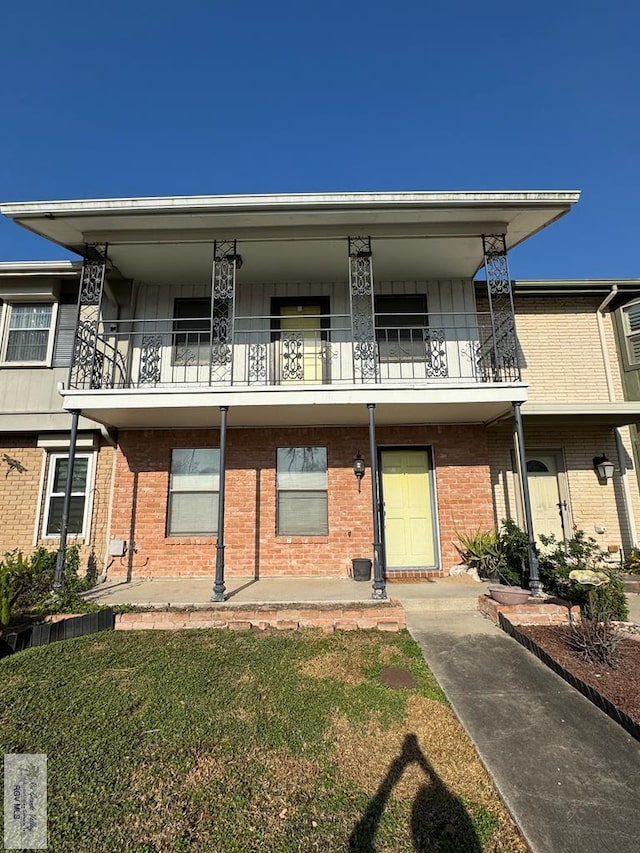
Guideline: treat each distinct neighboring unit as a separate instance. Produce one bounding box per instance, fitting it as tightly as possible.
[0,191,637,598]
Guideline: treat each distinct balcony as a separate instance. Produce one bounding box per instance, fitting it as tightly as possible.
[70,310,516,391]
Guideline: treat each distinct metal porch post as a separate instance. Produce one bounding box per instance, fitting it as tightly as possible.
[53,410,80,590]
[513,401,543,597]
[482,235,519,382]
[348,237,378,383]
[368,403,387,600]
[211,405,229,602]
[210,241,238,385]
[69,244,108,389]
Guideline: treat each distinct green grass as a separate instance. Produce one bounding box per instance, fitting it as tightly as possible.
[0,630,525,852]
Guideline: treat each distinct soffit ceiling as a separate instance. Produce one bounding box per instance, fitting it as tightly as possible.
[0,191,580,283]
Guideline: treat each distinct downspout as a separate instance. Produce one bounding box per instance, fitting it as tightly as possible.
[596,286,638,548]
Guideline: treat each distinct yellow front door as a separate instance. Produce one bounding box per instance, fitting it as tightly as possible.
[279,305,323,383]
[381,449,436,568]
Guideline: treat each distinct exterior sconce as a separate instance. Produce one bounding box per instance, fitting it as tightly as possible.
[593,454,614,483]
[224,253,243,269]
[353,452,366,492]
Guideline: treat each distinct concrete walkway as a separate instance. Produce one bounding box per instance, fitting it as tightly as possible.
[406,608,640,853]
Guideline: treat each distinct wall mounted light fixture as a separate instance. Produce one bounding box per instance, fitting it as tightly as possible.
[593,454,614,483]
[353,452,366,492]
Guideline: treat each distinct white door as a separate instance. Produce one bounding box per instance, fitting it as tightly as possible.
[526,453,567,543]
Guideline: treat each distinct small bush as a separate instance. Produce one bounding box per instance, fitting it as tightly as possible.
[537,531,628,621]
[569,603,622,668]
[454,529,502,580]
[1,545,99,625]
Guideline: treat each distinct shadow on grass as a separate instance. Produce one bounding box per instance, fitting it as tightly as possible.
[349,733,482,852]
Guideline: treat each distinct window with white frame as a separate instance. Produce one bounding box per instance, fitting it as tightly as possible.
[43,453,93,538]
[167,448,220,536]
[276,447,328,536]
[2,302,56,364]
[623,301,640,366]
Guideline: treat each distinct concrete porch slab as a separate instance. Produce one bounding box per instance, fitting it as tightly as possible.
[82,575,484,610]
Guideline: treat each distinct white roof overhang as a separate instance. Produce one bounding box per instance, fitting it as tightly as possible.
[0,191,580,284]
[518,402,640,427]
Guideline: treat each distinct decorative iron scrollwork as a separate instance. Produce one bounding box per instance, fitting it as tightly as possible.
[348,236,378,383]
[210,239,238,384]
[69,244,109,389]
[139,335,162,385]
[482,234,520,382]
[425,329,448,378]
[79,244,107,305]
[281,334,304,380]
[248,343,267,384]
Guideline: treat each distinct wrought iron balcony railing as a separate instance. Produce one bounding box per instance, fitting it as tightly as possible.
[68,311,519,390]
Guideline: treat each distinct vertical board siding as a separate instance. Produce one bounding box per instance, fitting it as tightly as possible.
[128,278,477,385]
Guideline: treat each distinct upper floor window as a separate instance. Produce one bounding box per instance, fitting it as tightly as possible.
[1,302,56,364]
[622,301,640,366]
[375,294,428,362]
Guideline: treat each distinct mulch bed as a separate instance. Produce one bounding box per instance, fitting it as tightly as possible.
[517,625,640,726]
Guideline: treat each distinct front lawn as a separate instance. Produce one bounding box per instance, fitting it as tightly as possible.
[0,630,525,852]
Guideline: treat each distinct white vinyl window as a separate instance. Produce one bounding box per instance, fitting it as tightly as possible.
[43,453,93,538]
[168,448,220,536]
[2,302,56,364]
[277,447,328,536]
[623,301,640,366]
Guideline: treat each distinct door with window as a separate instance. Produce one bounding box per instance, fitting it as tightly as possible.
[381,448,437,569]
[272,298,328,385]
[525,452,571,543]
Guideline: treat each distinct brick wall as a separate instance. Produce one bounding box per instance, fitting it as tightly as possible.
[108,424,494,579]
[0,435,115,575]
[488,421,640,555]
[514,295,624,403]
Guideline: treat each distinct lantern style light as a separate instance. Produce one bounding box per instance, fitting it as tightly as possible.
[353,452,366,492]
[593,454,614,482]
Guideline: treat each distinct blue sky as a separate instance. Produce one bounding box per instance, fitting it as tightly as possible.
[1,1,637,278]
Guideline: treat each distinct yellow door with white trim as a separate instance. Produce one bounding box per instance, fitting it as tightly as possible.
[279,305,323,383]
[381,449,436,568]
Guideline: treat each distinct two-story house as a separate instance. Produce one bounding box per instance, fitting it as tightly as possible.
[1,190,637,599]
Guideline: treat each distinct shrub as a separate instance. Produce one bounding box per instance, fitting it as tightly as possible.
[1,545,99,625]
[537,531,628,621]
[498,519,529,587]
[454,529,502,580]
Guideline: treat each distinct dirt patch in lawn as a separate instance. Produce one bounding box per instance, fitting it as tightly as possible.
[300,650,365,685]
[326,694,527,852]
[519,625,640,724]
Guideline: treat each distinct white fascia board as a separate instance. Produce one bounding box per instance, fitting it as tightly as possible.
[0,190,582,218]
[523,402,640,417]
[0,260,81,276]
[61,382,528,413]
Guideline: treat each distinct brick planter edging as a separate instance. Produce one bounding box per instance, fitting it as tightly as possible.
[115,603,406,633]
[478,594,580,626]
[499,612,640,742]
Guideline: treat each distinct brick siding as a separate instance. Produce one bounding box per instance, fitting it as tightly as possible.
[108,424,494,579]
[0,436,115,575]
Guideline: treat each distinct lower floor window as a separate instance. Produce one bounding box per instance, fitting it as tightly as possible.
[168,448,220,535]
[43,453,92,538]
[277,447,328,535]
